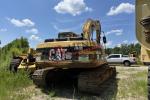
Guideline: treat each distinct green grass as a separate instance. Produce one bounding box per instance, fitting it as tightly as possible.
[130,71,147,97]
[0,62,148,100]
[0,38,32,100]
[117,69,147,99]
[0,52,33,100]
[136,57,144,65]
[0,68,33,100]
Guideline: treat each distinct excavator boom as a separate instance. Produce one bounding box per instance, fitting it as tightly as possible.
[83,19,101,44]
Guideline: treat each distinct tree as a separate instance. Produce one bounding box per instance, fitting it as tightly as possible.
[106,48,112,55]
[106,43,141,56]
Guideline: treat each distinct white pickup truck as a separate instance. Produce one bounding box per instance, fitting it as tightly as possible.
[106,54,136,66]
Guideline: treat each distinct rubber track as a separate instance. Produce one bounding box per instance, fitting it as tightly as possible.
[32,67,54,87]
[10,58,22,72]
[78,66,116,94]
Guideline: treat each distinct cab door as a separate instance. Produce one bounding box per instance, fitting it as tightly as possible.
[107,54,121,64]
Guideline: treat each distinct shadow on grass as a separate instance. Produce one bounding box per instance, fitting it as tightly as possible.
[36,75,119,100]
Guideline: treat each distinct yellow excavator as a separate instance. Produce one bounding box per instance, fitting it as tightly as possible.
[10,19,116,94]
[32,19,116,94]
[136,0,150,99]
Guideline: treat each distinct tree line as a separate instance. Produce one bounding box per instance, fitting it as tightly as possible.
[105,43,141,56]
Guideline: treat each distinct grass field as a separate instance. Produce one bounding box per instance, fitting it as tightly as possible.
[115,66,147,100]
[0,67,33,100]
[0,66,148,100]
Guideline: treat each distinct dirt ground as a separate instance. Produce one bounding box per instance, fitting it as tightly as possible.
[22,65,148,100]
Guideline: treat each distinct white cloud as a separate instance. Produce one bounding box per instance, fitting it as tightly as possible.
[54,0,92,16]
[30,35,39,40]
[106,29,123,36]
[29,35,41,41]
[116,32,123,36]
[107,3,135,16]
[123,40,128,44]
[131,40,138,44]
[26,28,38,34]
[8,18,35,27]
[106,41,112,47]
[134,40,138,44]
[0,28,7,32]
[53,25,70,32]
[116,44,121,47]
[53,24,82,32]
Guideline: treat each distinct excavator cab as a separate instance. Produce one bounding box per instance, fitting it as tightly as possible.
[58,32,79,38]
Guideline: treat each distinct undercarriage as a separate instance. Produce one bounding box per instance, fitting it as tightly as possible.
[32,64,116,94]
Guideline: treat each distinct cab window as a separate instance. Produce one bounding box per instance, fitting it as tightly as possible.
[108,55,120,58]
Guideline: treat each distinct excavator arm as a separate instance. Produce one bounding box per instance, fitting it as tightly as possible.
[82,19,101,44]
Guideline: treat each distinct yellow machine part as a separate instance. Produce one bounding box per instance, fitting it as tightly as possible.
[37,40,98,49]
[141,46,150,63]
[35,19,105,69]
[28,48,36,55]
[82,19,101,44]
[136,0,150,63]
[17,48,36,72]
[136,0,150,50]
[18,60,36,72]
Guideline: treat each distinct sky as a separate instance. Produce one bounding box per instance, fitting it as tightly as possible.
[0,0,137,48]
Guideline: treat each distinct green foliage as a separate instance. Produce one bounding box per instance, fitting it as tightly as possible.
[0,70,32,100]
[106,43,141,56]
[117,69,147,99]
[0,37,29,69]
[48,90,56,97]
[0,37,32,100]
